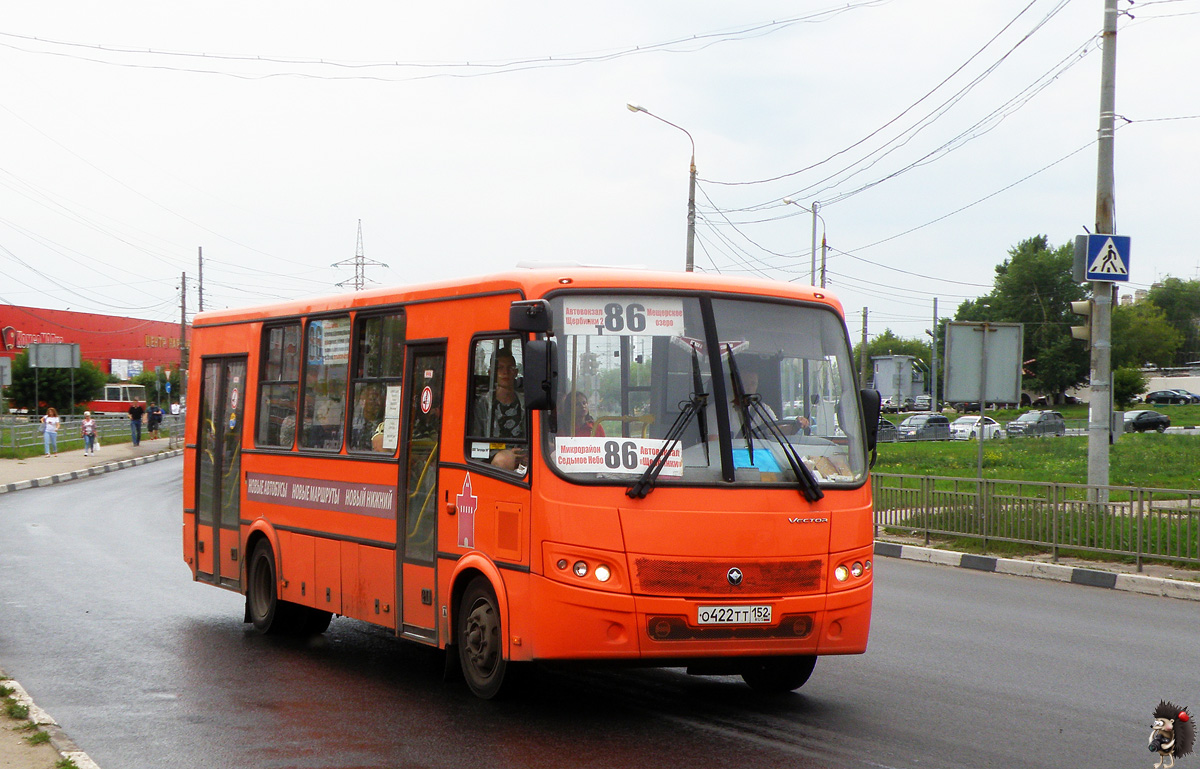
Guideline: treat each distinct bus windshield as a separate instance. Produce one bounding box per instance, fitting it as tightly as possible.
[545,293,866,488]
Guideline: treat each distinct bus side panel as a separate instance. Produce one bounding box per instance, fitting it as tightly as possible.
[280,531,315,605]
[316,538,342,615]
[360,546,397,626]
[401,563,435,629]
[339,542,361,618]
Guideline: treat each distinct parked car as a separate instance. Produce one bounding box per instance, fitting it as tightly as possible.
[950,415,1005,440]
[913,394,932,411]
[1144,389,1194,405]
[896,413,951,441]
[881,395,915,413]
[1171,388,1200,403]
[876,417,898,443]
[1124,409,1171,433]
[1004,410,1066,437]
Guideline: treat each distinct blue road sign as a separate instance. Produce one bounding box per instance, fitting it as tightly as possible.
[1085,234,1130,281]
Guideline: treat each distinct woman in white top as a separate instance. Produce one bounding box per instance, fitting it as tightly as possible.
[41,407,60,456]
[81,411,98,456]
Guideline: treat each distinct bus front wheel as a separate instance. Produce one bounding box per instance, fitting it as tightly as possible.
[740,655,817,693]
[457,577,508,699]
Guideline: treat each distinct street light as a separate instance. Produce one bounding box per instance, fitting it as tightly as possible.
[782,198,825,287]
[627,104,696,272]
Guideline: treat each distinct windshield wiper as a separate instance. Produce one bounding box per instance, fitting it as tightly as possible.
[726,348,756,461]
[743,397,824,502]
[690,347,710,465]
[627,392,707,500]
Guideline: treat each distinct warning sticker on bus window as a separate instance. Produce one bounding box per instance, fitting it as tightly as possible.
[555,437,683,476]
[560,297,686,337]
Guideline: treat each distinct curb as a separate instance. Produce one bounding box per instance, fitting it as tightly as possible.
[2,674,101,768]
[874,541,1200,601]
[0,449,183,495]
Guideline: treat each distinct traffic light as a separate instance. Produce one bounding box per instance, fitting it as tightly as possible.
[1070,299,1093,349]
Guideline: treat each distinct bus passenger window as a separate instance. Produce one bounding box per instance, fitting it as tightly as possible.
[257,324,301,448]
[300,316,351,451]
[467,337,526,472]
[349,313,405,453]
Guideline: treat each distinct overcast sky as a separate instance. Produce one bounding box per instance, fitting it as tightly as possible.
[3,0,1196,341]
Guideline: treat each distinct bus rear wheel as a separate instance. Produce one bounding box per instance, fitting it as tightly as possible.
[740,655,817,693]
[457,577,508,699]
[247,541,332,636]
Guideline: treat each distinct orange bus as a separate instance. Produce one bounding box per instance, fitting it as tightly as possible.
[183,267,882,698]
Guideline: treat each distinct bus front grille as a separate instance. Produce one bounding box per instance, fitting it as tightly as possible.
[633,557,822,596]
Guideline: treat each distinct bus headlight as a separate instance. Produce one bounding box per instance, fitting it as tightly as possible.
[834,565,849,582]
[573,561,589,578]
[594,564,611,583]
[850,561,864,578]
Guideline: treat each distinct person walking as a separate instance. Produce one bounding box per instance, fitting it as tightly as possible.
[129,401,145,446]
[81,411,98,456]
[147,403,163,440]
[41,407,60,456]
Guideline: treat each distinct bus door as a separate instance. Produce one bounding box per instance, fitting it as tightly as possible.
[194,356,247,590]
[398,345,445,642]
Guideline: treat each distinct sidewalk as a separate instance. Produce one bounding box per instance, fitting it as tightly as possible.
[0,438,181,495]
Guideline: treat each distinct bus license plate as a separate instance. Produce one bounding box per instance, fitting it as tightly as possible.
[697,605,772,625]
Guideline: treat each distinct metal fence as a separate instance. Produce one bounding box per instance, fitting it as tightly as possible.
[0,414,184,452]
[872,472,1200,570]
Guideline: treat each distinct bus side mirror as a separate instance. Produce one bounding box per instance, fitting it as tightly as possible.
[510,300,552,334]
[861,388,882,451]
[523,339,558,410]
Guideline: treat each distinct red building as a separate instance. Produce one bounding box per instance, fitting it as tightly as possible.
[0,304,187,378]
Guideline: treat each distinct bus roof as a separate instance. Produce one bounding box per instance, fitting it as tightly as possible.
[193,267,842,327]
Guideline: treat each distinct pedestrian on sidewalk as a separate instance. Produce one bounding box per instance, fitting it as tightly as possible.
[147,402,163,440]
[41,407,60,456]
[129,401,145,446]
[81,411,98,456]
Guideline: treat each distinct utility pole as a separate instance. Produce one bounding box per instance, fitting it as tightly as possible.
[180,272,188,410]
[860,308,869,387]
[820,233,828,288]
[930,298,939,412]
[198,247,204,312]
[1088,0,1119,499]
[334,220,388,291]
[810,202,820,287]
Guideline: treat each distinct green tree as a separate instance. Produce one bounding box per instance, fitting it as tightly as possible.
[1112,300,1182,369]
[2,351,107,413]
[955,235,1088,399]
[1146,277,1200,365]
[132,368,182,405]
[1112,366,1147,408]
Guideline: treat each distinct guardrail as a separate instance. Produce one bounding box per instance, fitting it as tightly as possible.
[872,472,1200,570]
[0,414,184,453]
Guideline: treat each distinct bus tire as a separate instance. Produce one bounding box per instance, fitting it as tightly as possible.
[740,655,817,693]
[457,576,508,699]
[247,540,286,634]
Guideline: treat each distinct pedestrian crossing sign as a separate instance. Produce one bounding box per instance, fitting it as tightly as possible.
[1085,234,1130,281]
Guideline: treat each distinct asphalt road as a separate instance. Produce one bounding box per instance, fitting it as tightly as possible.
[1,458,1197,768]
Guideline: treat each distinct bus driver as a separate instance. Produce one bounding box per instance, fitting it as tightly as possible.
[473,348,525,471]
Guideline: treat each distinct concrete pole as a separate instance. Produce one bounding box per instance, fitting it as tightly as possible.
[810,202,820,286]
[930,298,939,412]
[1088,0,1118,500]
[686,155,696,273]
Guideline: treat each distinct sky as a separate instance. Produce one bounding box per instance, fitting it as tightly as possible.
[3,0,1197,342]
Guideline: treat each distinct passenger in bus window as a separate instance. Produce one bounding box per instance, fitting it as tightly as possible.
[473,347,525,470]
[707,362,807,441]
[351,384,386,451]
[560,390,605,437]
